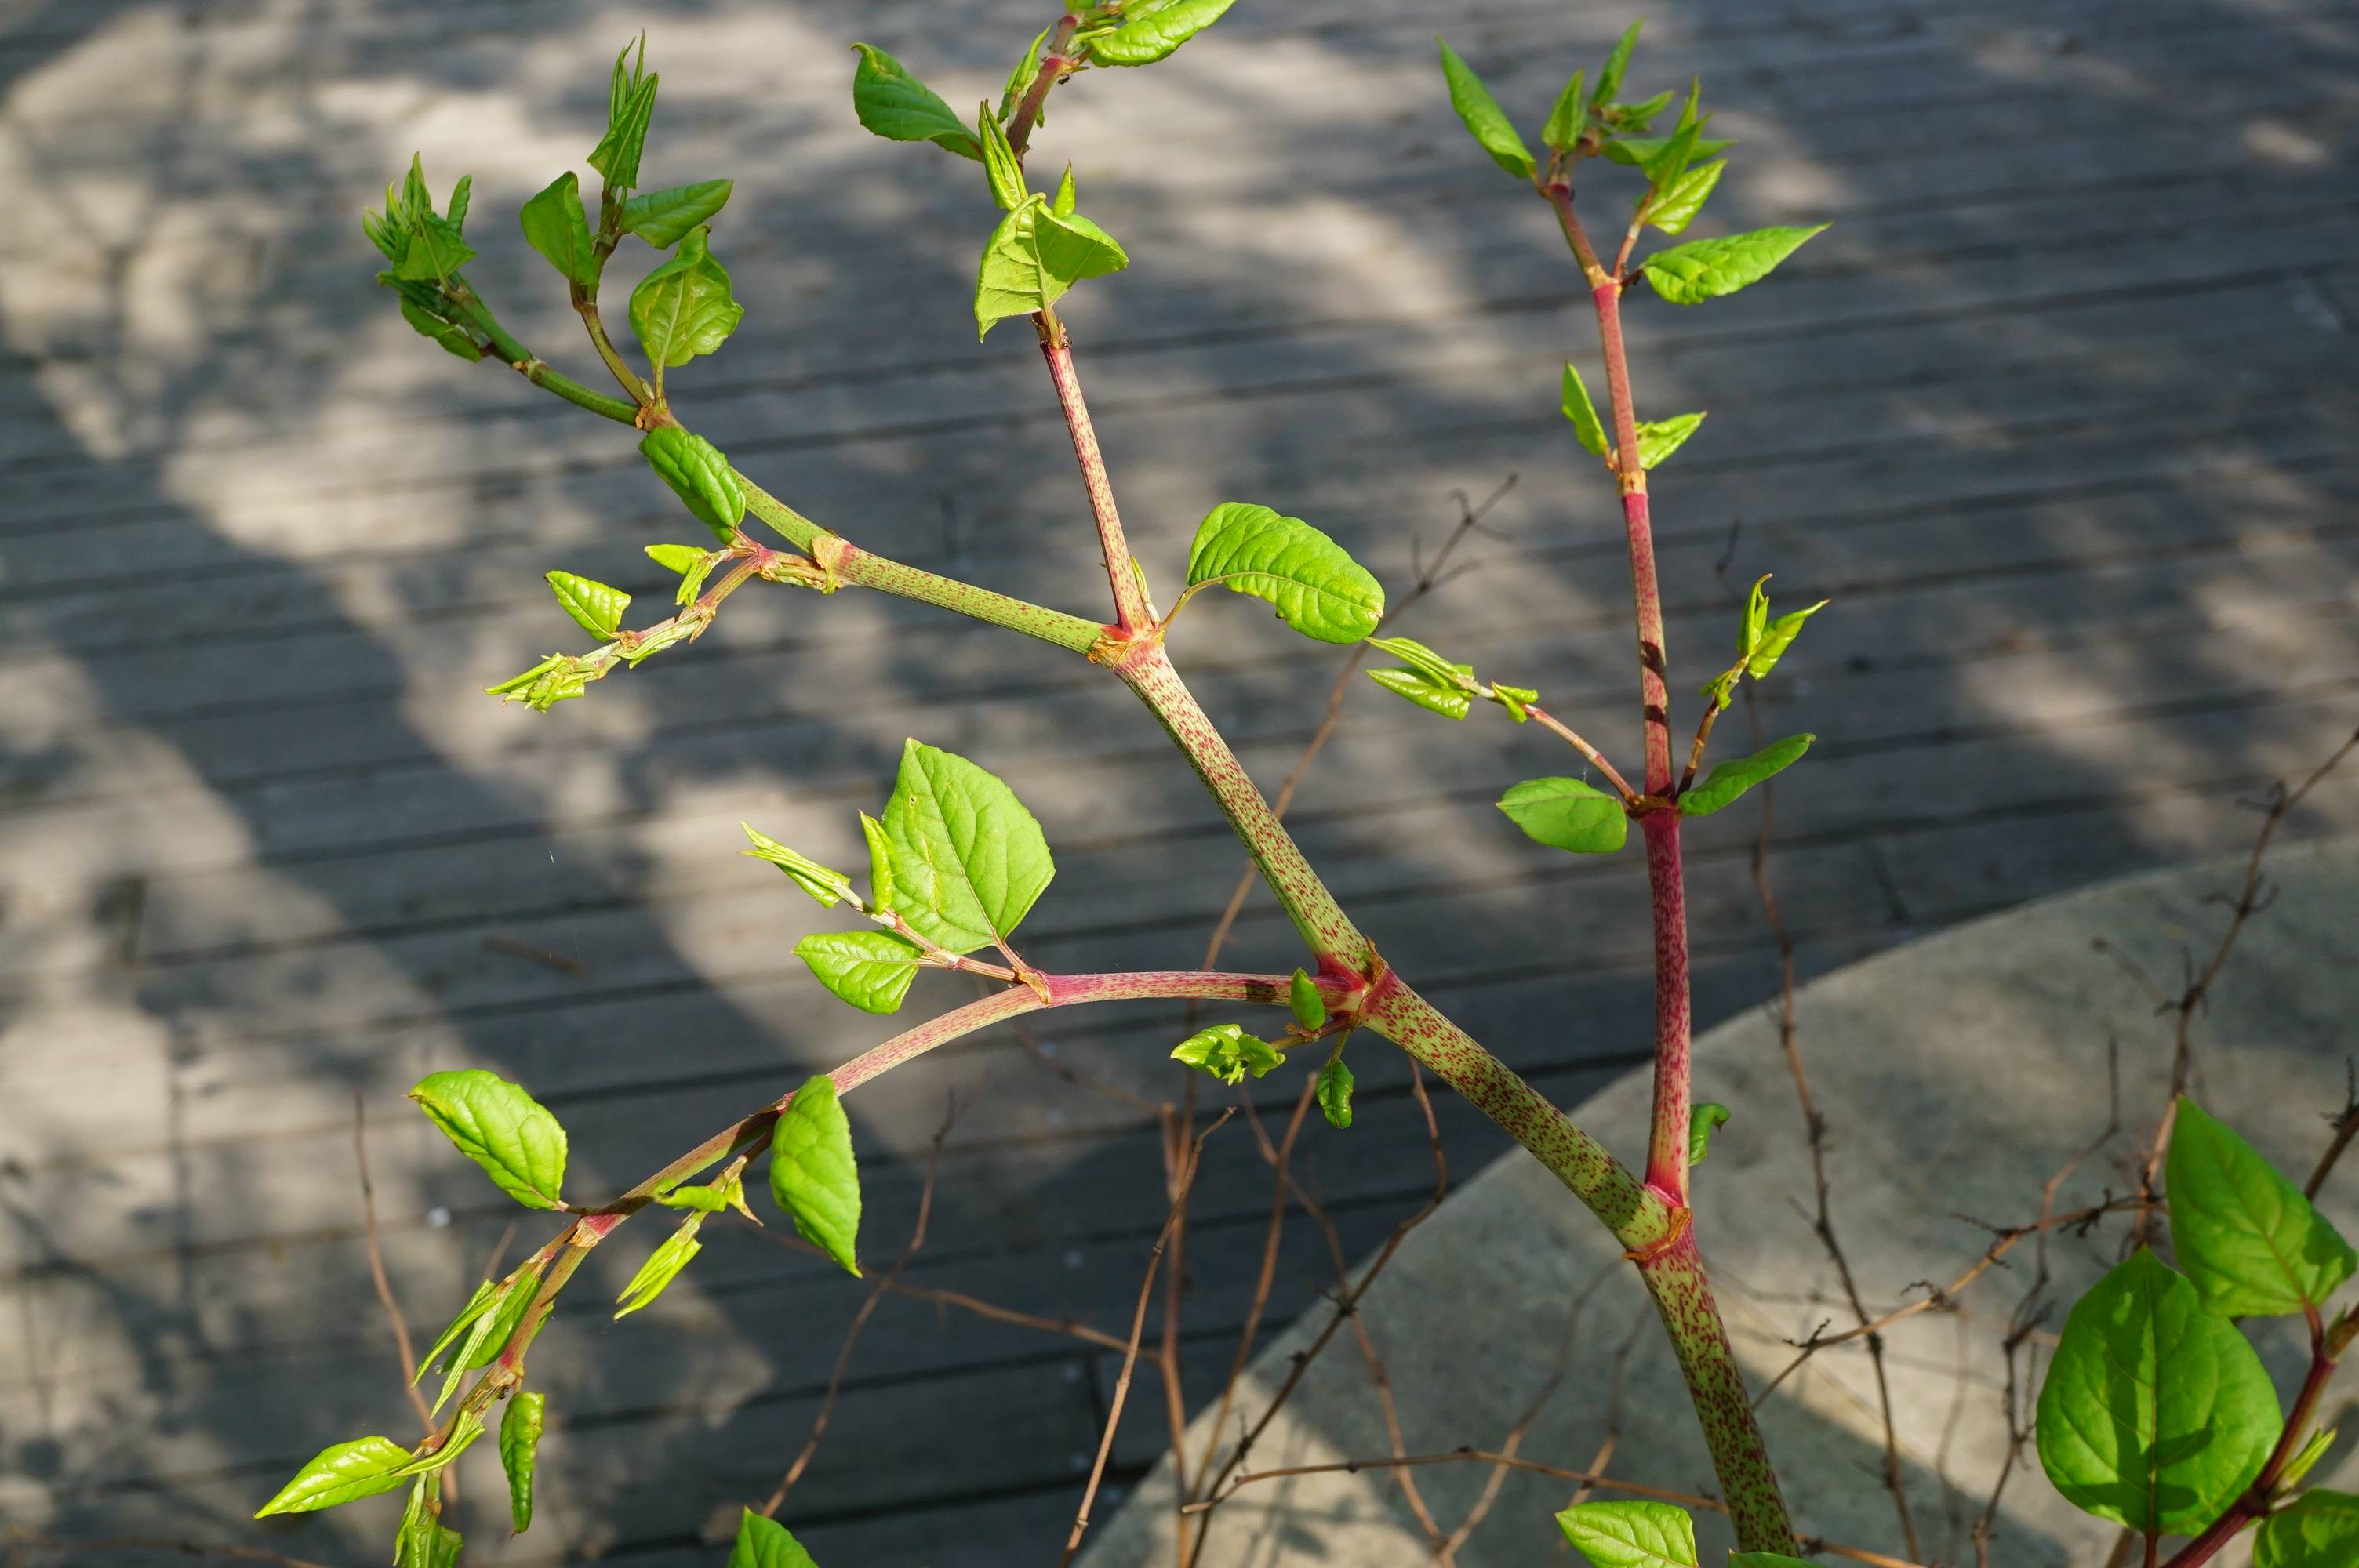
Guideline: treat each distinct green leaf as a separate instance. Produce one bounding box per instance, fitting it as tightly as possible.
[415,1280,499,1385]
[1602,135,1733,169]
[849,44,980,158]
[2168,1097,2357,1316]
[1560,361,1608,459]
[545,571,629,640]
[2281,1424,2338,1489]
[771,1074,862,1276]
[1554,1499,1698,1567]
[1635,80,1706,187]
[1647,158,1724,235]
[620,179,734,248]
[445,176,472,234]
[391,215,475,285]
[1747,599,1827,681]
[1542,70,1588,151]
[630,226,744,369]
[1051,164,1078,217]
[972,194,1130,339]
[1678,734,1813,817]
[794,929,925,1015]
[1689,1102,1731,1165]
[1499,777,1629,854]
[1635,412,1706,469]
[409,1069,568,1210]
[255,1436,415,1516]
[978,110,1028,212]
[394,1478,462,1568]
[1317,1058,1354,1130]
[1592,20,1643,109]
[879,739,1055,955]
[588,37,657,190]
[1088,0,1240,66]
[1170,1023,1282,1086]
[1642,225,1827,307]
[2258,1489,2359,1567]
[645,543,706,575]
[1367,634,1467,685]
[615,1212,704,1318]
[1436,39,1534,178]
[518,172,598,289]
[2035,1247,2279,1533]
[499,1392,544,1534]
[1289,969,1326,1031]
[1184,502,1384,644]
[458,1265,543,1372]
[1366,666,1472,720]
[640,426,747,540]
[1488,681,1538,722]
[1613,87,1676,129]
[1000,25,1055,122]
[740,825,856,909]
[728,1509,821,1568]
[859,812,896,914]
[397,296,483,362]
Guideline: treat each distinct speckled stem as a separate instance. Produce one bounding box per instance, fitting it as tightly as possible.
[1109,638,1369,964]
[1365,979,1670,1250]
[1633,1227,1796,1553]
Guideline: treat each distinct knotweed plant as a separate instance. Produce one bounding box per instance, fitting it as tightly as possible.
[256,12,2357,1568]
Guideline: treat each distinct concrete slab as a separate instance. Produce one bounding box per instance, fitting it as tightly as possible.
[1085,835,2359,1566]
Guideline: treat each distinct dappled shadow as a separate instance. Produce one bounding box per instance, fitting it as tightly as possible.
[0,0,2353,1563]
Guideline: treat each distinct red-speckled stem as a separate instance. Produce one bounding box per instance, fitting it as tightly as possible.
[1365,978,1670,1249]
[1633,1226,1795,1552]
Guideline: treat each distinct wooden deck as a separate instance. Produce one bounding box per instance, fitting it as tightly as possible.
[2,0,2354,1562]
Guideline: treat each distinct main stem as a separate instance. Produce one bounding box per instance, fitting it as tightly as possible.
[1547,179,1791,1552]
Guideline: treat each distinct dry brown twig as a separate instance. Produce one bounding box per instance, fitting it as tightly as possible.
[759,1092,973,1516]
[1059,1110,1234,1568]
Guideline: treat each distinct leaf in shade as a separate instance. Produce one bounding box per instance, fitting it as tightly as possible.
[2168,1097,2357,1316]
[2035,1247,2278,1533]
[1498,776,1629,854]
[1317,1058,1354,1130]
[728,1509,822,1568]
[2257,1490,2359,1568]
[1677,734,1813,816]
[1170,1022,1283,1085]
[1642,225,1827,306]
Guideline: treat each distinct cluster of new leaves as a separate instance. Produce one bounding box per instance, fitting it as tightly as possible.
[1166,963,1353,1131]
[748,740,1056,1015]
[2031,1099,2357,1556]
[846,0,1239,339]
[255,1056,860,1564]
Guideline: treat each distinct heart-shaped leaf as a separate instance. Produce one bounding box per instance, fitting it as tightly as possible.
[880,740,1055,955]
[794,928,925,1014]
[519,172,598,287]
[2035,1247,2279,1533]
